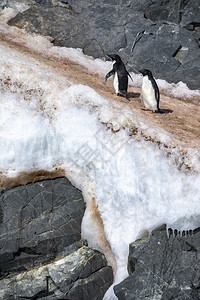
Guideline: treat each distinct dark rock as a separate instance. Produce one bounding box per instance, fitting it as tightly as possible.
[0,245,113,300]
[66,266,113,300]
[6,0,200,89]
[128,0,182,24]
[181,0,200,32]
[0,177,113,299]
[114,228,200,300]
[0,177,85,277]
[128,22,200,89]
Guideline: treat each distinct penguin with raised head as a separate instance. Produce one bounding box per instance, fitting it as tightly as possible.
[105,54,132,100]
[139,69,160,112]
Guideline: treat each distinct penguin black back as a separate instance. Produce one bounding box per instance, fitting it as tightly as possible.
[105,54,132,100]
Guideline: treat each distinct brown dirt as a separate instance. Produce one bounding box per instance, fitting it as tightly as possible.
[0,168,66,189]
[0,32,199,151]
[0,30,199,189]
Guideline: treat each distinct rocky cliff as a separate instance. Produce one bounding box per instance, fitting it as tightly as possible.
[114,227,200,300]
[0,178,113,299]
[3,0,200,89]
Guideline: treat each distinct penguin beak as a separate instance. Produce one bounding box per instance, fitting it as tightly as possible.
[139,69,144,75]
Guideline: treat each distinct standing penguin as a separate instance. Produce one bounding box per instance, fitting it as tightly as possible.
[139,69,160,112]
[105,54,132,100]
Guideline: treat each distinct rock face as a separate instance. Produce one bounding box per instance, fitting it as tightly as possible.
[114,228,200,300]
[0,177,113,299]
[3,0,200,89]
[0,244,113,300]
[0,177,85,276]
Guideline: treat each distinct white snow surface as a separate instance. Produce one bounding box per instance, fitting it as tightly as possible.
[0,8,200,299]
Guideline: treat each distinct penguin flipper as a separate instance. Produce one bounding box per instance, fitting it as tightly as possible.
[155,88,160,110]
[127,72,133,82]
[105,69,115,82]
[152,77,160,110]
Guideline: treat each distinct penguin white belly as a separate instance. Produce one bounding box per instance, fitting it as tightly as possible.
[113,72,119,94]
[141,76,157,111]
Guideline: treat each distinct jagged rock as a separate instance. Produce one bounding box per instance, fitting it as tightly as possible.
[124,0,182,23]
[180,0,200,31]
[0,177,113,298]
[66,266,113,300]
[128,22,200,89]
[114,228,200,300]
[0,177,85,277]
[0,245,113,300]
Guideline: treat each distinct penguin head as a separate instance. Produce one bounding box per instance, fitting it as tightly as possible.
[139,69,153,77]
[106,54,122,62]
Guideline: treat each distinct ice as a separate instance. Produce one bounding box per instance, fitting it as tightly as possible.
[0,8,200,299]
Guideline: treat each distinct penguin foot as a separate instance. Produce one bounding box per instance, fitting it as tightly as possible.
[125,95,130,101]
[118,91,130,101]
[155,108,173,114]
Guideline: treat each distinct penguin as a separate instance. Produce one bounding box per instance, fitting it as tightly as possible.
[139,69,160,112]
[105,54,132,100]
